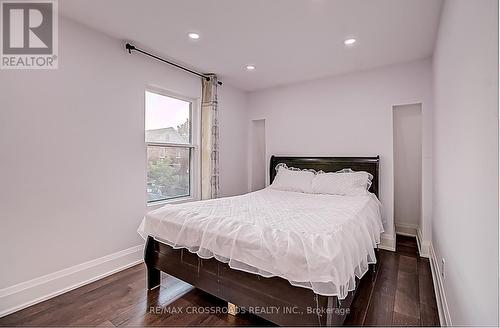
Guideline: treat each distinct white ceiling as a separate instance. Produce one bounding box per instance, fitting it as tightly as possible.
[60,0,443,91]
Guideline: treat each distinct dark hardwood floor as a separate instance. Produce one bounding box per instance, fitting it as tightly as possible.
[344,236,440,326]
[0,236,439,327]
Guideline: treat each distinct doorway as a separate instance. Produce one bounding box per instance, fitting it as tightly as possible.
[250,119,266,191]
[393,104,422,237]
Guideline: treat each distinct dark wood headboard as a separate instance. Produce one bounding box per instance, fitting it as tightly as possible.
[270,156,380,197]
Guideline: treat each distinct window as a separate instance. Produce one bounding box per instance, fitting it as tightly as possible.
[145,90,196,203]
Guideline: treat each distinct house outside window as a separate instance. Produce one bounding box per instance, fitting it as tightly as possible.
[145,89,198,203]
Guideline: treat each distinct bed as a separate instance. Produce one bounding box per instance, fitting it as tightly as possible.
[138,156,383,326]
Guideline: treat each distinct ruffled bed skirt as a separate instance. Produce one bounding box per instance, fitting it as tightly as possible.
[138,189,384,300]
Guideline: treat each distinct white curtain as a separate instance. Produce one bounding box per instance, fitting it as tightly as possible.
[201,75,219,199]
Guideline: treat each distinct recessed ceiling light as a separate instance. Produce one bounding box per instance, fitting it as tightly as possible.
[188,32,200,40]
[344,38,357,46]
[246,65,256,71]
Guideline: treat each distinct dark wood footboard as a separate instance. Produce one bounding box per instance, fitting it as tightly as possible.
[144,236,377,326]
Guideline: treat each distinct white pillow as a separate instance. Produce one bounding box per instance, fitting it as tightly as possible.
[269,166,314,193]
[311,171,373,196]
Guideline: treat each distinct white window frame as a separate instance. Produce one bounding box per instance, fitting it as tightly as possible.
[145,86,200,207]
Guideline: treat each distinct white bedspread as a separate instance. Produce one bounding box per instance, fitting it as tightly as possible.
[138,188,384,299]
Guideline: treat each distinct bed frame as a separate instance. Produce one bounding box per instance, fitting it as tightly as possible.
[144,156,380,326]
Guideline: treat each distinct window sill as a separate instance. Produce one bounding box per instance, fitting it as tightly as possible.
[147,196,198,209]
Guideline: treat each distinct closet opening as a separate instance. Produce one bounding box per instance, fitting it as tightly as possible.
[250,119,266,191]
[393,103,422,239]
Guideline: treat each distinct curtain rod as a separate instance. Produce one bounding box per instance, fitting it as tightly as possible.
[125,43,222,86]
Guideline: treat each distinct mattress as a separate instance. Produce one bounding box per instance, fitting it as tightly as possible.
[138,188,384,299]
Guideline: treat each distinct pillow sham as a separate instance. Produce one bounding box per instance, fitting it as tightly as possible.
[269,165,314,193]
[311,171,373,196]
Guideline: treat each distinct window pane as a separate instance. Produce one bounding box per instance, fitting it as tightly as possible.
[145,91,191,144]
[147,146,190,202]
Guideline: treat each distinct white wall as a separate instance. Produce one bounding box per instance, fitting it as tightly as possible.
[393,104,422,231]
[432,0,499,325]
[218,84,249,197]
[247,59,434,248]
[0,16,247,295]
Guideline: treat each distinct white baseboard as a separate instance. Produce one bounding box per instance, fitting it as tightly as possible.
[0,244,144,318]
[395,223,418,237]
[379,233,396,251]
[429,243,452,326]
[416,227,430,258]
